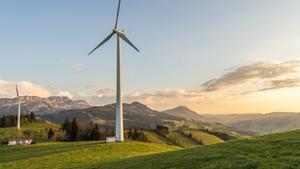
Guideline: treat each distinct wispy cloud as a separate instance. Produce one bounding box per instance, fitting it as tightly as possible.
[254,78,300,93]
[73,64,84,72]
[201,60,300,93]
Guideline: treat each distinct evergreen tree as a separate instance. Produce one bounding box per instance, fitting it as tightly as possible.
[20,114,26,126]
[156,125,169,136]
[133,128,138,140]
[48,128,55,140]
[0,116,5,127]
[61,118,72,140]
[128,128,132,139]
[29,112,36,123]
[61,118,71,132]
[9,115,15,126]
[70,118,79,141]
[4,116,11,127]
[91,124,101,140]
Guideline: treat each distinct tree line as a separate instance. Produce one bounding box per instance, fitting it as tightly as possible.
[58,118,115,141]
[56,117,148,142]
[0,112,36,127]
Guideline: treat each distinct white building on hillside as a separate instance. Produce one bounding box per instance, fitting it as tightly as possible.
[106,137,116,143]
[8,138,33,145]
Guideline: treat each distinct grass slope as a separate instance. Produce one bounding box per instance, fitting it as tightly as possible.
[166,131,200,147]
[142,130,224,147]
[185,130,224,145]
[0,141,179,169]
[0,123,59,141]
[142,130,175,146]
[99,130,300,169]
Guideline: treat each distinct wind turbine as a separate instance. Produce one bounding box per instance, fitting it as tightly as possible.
[16,85,21,130]
[88,0,140,142]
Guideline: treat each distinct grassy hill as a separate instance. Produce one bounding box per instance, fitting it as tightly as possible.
[1,123,231,147]
[1,129,300,168]
[183,130,224,145]
[99,129,300,169]
[0,123,60,141]
[139,129,226,147]
[0,141,179,169]
[166,131,200,147]
[142,130,176,145]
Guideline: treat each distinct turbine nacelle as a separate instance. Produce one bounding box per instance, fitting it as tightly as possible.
[88,29,140,55]
[113,29,125,35]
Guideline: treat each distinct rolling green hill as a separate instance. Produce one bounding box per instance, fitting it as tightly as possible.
[1,130,300,168]
[1,123,232,147]
[183,130,224,145]
[0,141,179,169]
[142,130,176,145]
[99,129,300,169]
[140,129,227,147]
[166,131,200,147]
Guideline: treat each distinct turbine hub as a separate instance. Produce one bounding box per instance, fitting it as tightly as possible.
[113,29,125,35]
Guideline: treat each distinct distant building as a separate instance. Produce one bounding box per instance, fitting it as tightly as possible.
[106,137,116,143]
[8,138,33,145]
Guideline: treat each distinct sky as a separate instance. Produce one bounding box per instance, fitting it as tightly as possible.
[0,0,300,114]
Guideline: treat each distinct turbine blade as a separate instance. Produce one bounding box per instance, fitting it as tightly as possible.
[16,85,19,97]
[114,0,122,29]
[116,32,140,52]
[88,32,115,55]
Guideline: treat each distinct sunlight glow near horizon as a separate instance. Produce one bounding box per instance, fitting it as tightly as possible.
[0,0,300,113]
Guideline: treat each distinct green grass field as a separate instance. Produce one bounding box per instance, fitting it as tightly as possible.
[1,129,300,168]
[0,123,59,141]
[0,141,179,169]
[100,130,300,169]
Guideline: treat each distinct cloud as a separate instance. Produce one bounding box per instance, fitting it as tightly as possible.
[256,78,300,92]
[201,60,300,92]
[58,91,73,99]
[73,64,84,72]
[0,80,72,98]
[76,87,216,111]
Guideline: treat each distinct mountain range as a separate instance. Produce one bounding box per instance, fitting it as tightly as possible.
[1,96,300,135]
[0,96,89,115]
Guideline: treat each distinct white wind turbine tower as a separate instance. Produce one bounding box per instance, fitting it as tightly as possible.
[16,85,21,130]
[88,0,140,142]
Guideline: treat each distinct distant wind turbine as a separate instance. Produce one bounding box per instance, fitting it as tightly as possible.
[16,85,21,130]
[88,0,140,142]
